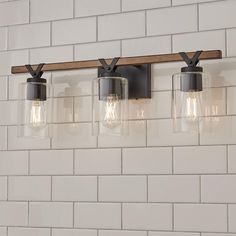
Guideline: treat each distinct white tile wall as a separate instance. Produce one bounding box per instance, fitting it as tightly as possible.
[30,0,73,23]
[174,204,227,232]
[29,202,73,227]
[8,227,50,236]
[123,203,172,230]
[148,175,200,202]
[147,5,197,36]
[99,176,147,202]
[74,203,121,229]
[75,149,121,175]
[0,0,236,235]
[8,23,50,50]
[98,12,145,41]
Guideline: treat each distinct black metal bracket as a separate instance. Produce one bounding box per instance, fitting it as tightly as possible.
[98,58,151,99]
[179,51,202,67]
[25,63,45,79]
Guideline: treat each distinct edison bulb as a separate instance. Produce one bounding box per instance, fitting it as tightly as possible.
[180,91,202,121]
[102,94,121,128]
[29,100,47,128]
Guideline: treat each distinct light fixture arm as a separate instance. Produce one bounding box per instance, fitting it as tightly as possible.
[98,57,121,77]
[25,63,45,79]
[179,50,202,68]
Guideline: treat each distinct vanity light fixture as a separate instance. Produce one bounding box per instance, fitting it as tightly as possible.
[11,50,222,138]
[17,64,53,138]
[172,51,212,133]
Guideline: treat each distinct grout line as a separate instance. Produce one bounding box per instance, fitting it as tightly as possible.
[226,145,229,174]
[121,148,123,175]
[197,3,200,32]
[227,203,229,232]
[96,16,98,42]
[225,29,228,57]
[172,204,174,230]
[145,10,147,36]
[121,203,123,229]
[199,175,202,203]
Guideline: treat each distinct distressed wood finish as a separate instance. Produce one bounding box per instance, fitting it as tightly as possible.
[11,50,222,74]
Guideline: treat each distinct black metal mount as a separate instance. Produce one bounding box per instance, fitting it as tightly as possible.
[25,63,47,101]
[98,58,151,99]
[179,51,203,92]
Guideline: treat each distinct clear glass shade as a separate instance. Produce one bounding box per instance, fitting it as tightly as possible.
[17,81,53,138]
[172,71,216,133]
[92,77,129,136]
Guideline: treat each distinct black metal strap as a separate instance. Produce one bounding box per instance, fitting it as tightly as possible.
[98,57,120,73]
[25,63,45,78]
[179,51,202,67]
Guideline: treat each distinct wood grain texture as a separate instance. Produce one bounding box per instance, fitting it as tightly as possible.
[11,50,222,74]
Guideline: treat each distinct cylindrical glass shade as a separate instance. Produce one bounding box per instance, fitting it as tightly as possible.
[172,71,214,133]
[92,76,128,136]
[17,81,53,138]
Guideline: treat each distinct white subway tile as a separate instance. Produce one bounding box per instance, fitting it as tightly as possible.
[123,203,172,230]
[128,92,171,120]
[0,28,7,51]
[228,146,236,173]
[0,177,7,200]
[0,101,17,125]
[149,175,199,202]
[52,18,96,46]
[122,36,171,57]
[31,0,73,22]
[8,126,50,150]
[147,5,197,36]
[0,50,28,76]
[150,232,200,236]
[227,28,236,57]
[8,228,50,236]
[0,202,28,226]
[202,175,236,203]
[53,97,73,123]
[174,146,227,174]
[202,234,236,236]
[30,150,73,175]
[229,205,236,232]
[147,119,198,146]
[174,204,227,232]
[75,0,120,17]
[173,0,218,5]
[173,30,226,56]
[8,176,51,201]
[0,77,7,100]
[52,123,97,149]
[199,0,236,30]
[74,96,92,122]
[0,228,6,236]
[98,12,145,41]
[53,229,97,236]
[0,151,28,175]
[0,0,29,26]
[122,0,170,11]
[9,23,50,50]
[75,41,120,61]
[0,127,7,151]
[30,46,73,64]
[52,176,97,201]
[74,203,121,229]
[98,121,146,148]
[75,149,121,175]
[99,176,147,202]
[29,202,73,227]
[123,147,172,174]
[100,230,147,236]
[200,116,236,145]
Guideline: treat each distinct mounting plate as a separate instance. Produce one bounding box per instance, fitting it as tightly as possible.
[98,64,151,99]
